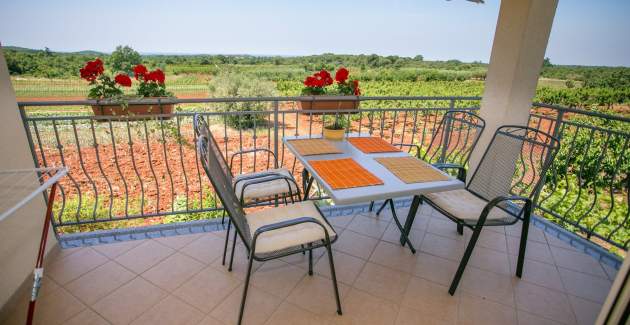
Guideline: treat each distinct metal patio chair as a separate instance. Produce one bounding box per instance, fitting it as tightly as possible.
[420,125,559,295]
[193,114,301,270]
[197,132,342,325]
[371,110,486,224]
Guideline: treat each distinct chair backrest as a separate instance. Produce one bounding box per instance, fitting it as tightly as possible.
[467,125,560,203]
[422,110,486,166]
[194,114,234,182]
[197,132,252,249]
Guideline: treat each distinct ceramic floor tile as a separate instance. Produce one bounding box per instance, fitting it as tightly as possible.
[558,267,612,303]
[153,233,203,250]
[92,277,166,325]
[380,222,425,249]
[395,306,455,325]
[600,262,619,281]
[141,252,205,292]
[400,277,459,324]
[173,265,242,313]
[506,236,555,265]
[313,250,366,285]
[334,229,380,259]
[505,223,547,244]
[568,295,603,325]
[516,310,564,325]
[46,247,109,285]
[131,295,204,325]
[115,240,175,274]
[514,281,575,324]
[65,260,135,305]
[92,240,144,259]
[353,262,411,303]
[30,287,86,325]
[251,260,307,298]
[420,233,465,262]
[550,246,608,278]
[346,214,390,239]
[458,292,517,325]
[508,257,565,292]
[468,245,511,275]
[210,284,282,325]
[264,301,331,325]
[369,240,418,274]
[286,274,350,317]
[64,308,110,325]
[414,252,459,287]
[333,288,399,325]
[460,267,515,307]
[179,233,225,265]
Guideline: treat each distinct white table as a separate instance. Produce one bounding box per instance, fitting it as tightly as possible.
[284,134,465,252]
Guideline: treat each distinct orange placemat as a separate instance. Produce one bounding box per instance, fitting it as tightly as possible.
[348,137,401,154]
[287,139,343,156]
[310,158,384,190]
[375,157,449,184]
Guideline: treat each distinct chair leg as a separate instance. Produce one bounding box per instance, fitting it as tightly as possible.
[324,241,342,315]
[368,201,375,212]
[308,247,313,276]
[222,219,231,265]
[375,199,390,216]
[449,225,483,295]
[457,224,464,235]
[516,211,531,278]
[228,229,238,271]
[388,198,416,254]
[221,210,226,225]
[237,251,255,325]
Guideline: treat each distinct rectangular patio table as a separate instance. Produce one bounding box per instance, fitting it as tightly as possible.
[284,134,465,251]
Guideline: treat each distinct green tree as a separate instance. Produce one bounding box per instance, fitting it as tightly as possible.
[110,45,141,75]
[542,57,553,68]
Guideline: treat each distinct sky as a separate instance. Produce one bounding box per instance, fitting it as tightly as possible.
[0,0,629,66]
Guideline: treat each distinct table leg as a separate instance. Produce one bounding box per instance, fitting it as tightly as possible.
[301,169,314,200]
[400,195,422,246]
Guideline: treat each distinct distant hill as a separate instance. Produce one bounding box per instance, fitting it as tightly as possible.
[2,46,106,56]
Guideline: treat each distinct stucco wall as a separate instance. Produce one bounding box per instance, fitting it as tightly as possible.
[0,45,58,318]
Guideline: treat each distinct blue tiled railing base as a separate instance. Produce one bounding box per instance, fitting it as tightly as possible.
[57,198,622,270]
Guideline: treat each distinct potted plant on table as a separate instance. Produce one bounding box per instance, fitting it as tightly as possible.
[323,115,347,141]
[81,59,175,117]
[298,67,361,112]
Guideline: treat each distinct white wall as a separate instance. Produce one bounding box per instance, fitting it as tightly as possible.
[0,45,57,316]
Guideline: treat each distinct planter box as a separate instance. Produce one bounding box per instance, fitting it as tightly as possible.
[297,98,359,113]
[91,98,174,118]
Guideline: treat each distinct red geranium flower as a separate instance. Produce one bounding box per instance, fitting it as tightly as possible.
[316,69,333,86]
[79,58,104,82]
[114,74,132,87]
[335,68,349,84]
[133,64,148,79]
[145,69,166,84]
[304,76,317,87]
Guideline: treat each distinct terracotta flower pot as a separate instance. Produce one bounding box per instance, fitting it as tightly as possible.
[323,128,346,141]
[91,97,174,118]
[297,97,359,113]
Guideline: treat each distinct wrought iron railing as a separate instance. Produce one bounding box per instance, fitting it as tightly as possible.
[17,96,629,252]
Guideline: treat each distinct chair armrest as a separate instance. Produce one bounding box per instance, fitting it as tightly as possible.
[392,143,421,158]
[476,195,533,227]
[230,148,278,170]
[252,216,333,247]
[433,163,467,181]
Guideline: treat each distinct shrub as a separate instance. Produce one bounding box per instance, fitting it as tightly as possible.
[208,73,277,128]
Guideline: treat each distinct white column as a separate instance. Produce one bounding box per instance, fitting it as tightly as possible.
[469,0,559,172]
[0,45,56,316]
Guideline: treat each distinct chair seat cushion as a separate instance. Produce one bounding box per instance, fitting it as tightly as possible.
[234,168,298,202]
[424,189,516,226]
[246,201,335,254]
